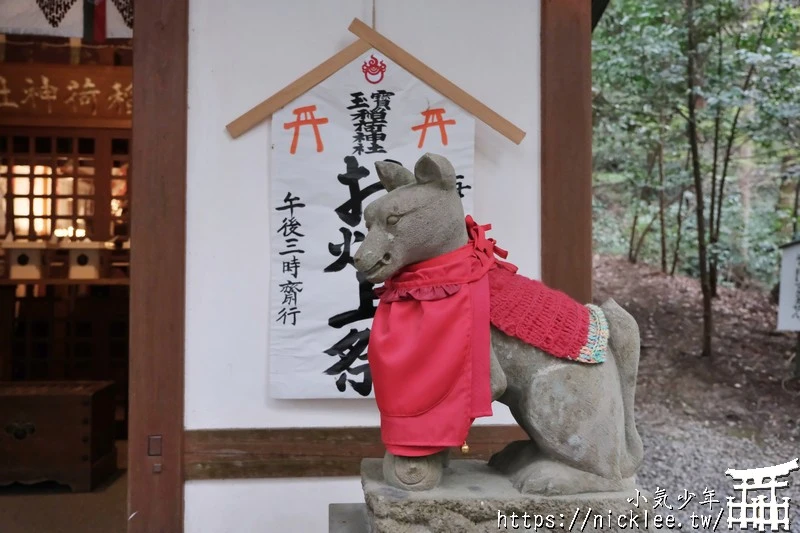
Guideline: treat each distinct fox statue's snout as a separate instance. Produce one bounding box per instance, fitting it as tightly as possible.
[352,231,394,284]
[354,153,469,283]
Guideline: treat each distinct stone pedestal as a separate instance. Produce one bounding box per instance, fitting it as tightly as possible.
[338,459,653,533]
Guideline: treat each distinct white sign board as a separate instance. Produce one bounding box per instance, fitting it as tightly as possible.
[777,242,800,331]
[269,49,476,398]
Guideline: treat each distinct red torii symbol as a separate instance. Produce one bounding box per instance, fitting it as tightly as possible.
[283,105,329,155]
[411,108,456,149]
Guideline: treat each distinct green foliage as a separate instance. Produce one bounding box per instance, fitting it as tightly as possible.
[592,0,800,289]
[593,195,629,255]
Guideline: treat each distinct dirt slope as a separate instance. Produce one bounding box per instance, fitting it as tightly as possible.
[593,255,799,442]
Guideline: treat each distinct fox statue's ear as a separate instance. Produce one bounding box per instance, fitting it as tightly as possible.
[414,153,457,191]
[375,160,416,192]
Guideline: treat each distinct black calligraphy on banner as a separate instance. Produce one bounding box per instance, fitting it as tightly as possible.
[323,155,385,396]
[456,174,471,199]
[323,327,372,396]
[327,271,378,329]
[324,227,364,273]
[275,192,306,326]
[335,155,385,227]
[347,90,395,156]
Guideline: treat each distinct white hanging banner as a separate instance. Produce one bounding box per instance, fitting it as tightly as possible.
[269,48,475,399]
[777,242,800,331]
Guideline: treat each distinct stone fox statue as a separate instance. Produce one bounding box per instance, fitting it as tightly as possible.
[352,153,644,496]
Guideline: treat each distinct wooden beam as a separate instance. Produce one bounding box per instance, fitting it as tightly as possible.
[226,39,372,138]
[540,0,593,302]
[348,18,526,145]
[0,279,129,286]
[0,117,131,130]
[129,1,188,531]
[184,425,528,480]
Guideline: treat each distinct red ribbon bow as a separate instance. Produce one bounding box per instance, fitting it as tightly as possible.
[466,215,509,260]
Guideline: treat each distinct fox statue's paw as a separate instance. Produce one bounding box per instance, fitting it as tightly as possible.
[382,450,446,491]
[511,458,636,496]
[491,441,636,496]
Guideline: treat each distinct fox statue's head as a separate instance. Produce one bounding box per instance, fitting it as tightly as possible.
[354,153,468,283]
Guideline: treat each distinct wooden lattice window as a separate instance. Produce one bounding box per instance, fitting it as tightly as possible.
[0,128,131,242]
[109,137,130,238]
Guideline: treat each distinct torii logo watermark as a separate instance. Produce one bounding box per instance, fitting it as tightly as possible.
[726,458,799,531]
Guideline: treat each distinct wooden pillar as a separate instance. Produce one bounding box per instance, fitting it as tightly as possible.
[128,1,188,531]
[540,0,593,303]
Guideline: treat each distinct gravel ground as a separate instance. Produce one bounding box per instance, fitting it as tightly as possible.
[636,402,800,532]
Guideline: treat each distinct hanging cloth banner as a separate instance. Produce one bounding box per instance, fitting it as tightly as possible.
[83,0,106,43]
[269,48,476,399]
[0,0,132,39]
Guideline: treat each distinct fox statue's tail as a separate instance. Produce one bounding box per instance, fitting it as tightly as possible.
[601,298,644,478]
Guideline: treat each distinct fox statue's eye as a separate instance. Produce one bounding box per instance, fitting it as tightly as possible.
[386,214,401,225]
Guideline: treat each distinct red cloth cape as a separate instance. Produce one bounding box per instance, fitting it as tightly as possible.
[369,217,590,456]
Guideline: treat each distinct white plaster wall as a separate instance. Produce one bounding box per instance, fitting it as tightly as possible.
[376,0,541,280]
[185,477,366,533]
[184,1,540,531]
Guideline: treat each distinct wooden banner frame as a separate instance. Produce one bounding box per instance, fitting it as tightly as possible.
[226,18,525,145]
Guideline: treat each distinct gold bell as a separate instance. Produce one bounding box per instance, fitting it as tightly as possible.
[461,441,470,454]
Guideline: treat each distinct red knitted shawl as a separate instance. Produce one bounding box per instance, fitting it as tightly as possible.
[488,260,591,359]
[368,217,591,457]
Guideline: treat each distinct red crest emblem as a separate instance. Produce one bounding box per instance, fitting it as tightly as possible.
[362,55,387,84]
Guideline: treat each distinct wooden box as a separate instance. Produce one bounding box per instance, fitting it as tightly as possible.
[60,241,108,280]
[0,381,117,492]
[0,241,47,279]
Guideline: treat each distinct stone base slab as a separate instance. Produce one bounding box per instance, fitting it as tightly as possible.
[330,503,369,533]
[357,458,654,532]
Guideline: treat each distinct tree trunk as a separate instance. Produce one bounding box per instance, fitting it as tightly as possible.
[634,187,685,265]
[671,150,692,277]
[687,0,714,358]
[634,186,689,267]
[671,189,689,276]
[632,215,658,264]
[738,138,754,261]
[709,250,719,297]
[708,0,724,298]
[710,0,773,294]
[658,139,668,273]
[627,150,658,263]
[628,203,641,263]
